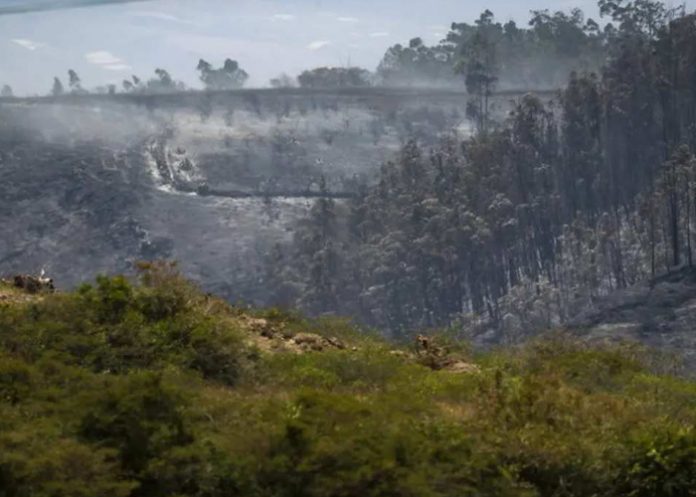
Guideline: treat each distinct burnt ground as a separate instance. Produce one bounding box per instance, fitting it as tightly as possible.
[0,93,474,303]
[568,267,696,372]
[0,132,312,303]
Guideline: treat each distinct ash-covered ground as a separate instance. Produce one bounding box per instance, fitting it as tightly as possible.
[0,91,477,303]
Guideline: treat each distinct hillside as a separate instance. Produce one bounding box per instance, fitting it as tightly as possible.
[1,263,696,497]
[0,91,485,304]
[569,267,696,372]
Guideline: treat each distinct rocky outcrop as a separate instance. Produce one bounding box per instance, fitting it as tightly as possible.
[9,272,54,294]
[241,316,348,354]
[414,334,480,374]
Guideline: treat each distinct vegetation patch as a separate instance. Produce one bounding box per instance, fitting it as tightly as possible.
[0,264,695,496]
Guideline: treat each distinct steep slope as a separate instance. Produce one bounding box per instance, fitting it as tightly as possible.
[569,267,696,372]
[0,94,470,305]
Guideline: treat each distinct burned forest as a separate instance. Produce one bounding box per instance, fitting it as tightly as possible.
[5,2,696,497]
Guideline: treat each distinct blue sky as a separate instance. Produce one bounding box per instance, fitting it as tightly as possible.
[0,0,691,95]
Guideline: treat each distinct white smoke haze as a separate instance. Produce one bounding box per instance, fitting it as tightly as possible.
[2,0,657,95]
[0,88,481,299]
[0,0,693,326]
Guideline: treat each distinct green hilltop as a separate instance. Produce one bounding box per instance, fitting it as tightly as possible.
[1,263,695,497]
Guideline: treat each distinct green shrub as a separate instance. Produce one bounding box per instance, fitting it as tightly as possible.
[615,426,696,497]
[1,269,696,497]
[79,275,134,324]
[0,353,34,405]
[0,419,136,497]
[78,372,193,477]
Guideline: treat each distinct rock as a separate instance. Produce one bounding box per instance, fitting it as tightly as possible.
[289,333,349,352]
[292,332,328,352]
[326,336,346,349]
[413,335,476,372]
[243,318,351,355]
[12,273,54,294]
[246,318,274,338]
[416,334,430,351]
[415,334,447,358]
[442,361,481,374]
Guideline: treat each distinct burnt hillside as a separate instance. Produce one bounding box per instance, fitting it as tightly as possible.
[569,267,696,372]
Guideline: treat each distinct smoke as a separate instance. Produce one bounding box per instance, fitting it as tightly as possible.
[0,0,150,15]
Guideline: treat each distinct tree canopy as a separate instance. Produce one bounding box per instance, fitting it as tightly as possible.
[274,3,696,340]
[377,7,605,89]
[197,58,249,90]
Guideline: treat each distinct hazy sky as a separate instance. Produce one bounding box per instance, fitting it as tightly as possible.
[0,0,692,95]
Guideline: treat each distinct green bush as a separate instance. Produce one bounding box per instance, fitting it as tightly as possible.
[0,353,34,405]
[1,270,696,497]
[0,417,136,497]
[615,426,696,497]
[0,265,248,384]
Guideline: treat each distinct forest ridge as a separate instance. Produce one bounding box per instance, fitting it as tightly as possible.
[261,0,696,339]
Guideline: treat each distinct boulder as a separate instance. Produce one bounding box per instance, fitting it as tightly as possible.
[325,336,346,350]
[442,361,481,374]
[292,332,328,352]
[246,318,275,338]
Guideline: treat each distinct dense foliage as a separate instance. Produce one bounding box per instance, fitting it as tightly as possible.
[274,1,696,337]
[1,266,696,496]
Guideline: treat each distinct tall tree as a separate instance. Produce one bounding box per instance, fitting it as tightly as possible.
[51,77,64,96]
[68,69,82,93]
[456,11,500,134]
